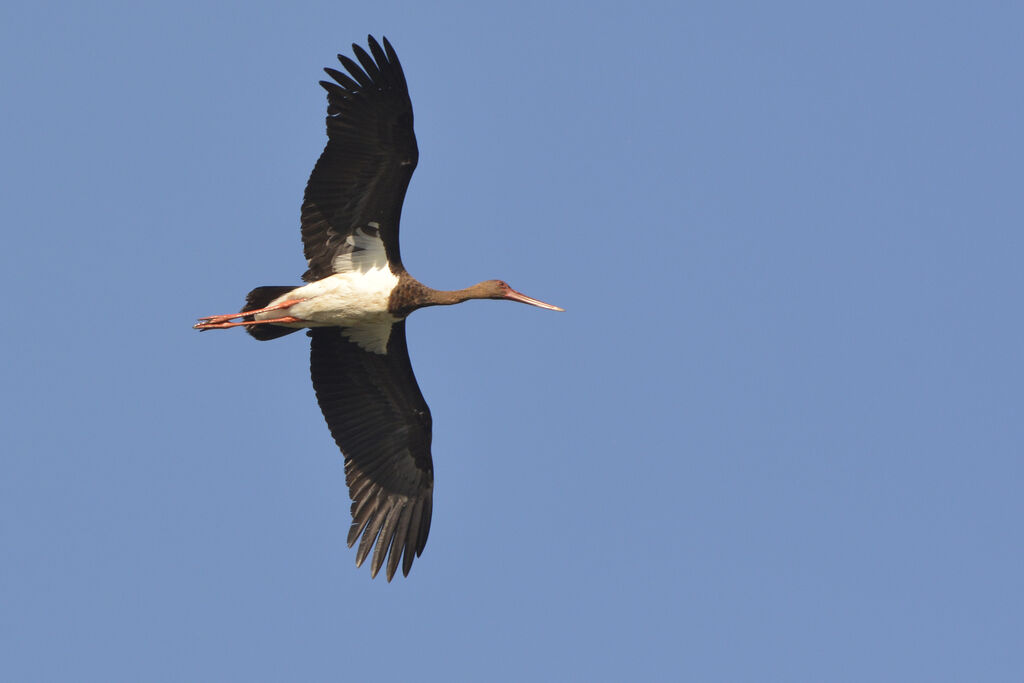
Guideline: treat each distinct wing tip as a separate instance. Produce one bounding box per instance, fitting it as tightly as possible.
[348,493,430,581]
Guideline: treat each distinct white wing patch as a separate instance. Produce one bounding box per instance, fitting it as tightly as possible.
[342,317,396,354]
[332,223,388,274]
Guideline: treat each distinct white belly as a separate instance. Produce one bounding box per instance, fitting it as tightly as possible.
[255,269,400,353]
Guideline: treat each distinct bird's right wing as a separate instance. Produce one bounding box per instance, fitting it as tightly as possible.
[308,323,433,581]
[301,36,418,281]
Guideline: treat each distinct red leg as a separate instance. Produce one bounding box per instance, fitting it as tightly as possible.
[195,298,306,326]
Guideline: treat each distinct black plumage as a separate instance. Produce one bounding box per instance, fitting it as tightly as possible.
[309,324,432,579]
[303,37,432,580]
[301,36,418,281]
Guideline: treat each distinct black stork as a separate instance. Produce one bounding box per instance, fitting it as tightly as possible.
[194,36,562,580]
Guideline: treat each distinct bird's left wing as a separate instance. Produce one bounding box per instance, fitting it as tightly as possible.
[308,323,434,580]
[301,36,418,281]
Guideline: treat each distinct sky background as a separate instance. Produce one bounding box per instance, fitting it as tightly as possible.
[1,1,1022,680]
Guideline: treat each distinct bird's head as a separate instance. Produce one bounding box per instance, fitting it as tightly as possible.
[475,280,564,311]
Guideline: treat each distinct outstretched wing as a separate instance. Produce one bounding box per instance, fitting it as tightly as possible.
[301,35,418,281]
[308,324,434,580]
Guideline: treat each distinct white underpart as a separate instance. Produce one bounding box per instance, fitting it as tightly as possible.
[255,224,399,354]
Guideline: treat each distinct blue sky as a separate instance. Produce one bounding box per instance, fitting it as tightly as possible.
[2,1,1022,680]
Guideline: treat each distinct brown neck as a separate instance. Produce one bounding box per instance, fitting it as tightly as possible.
[424,283,494,306]
[389,275,500,317]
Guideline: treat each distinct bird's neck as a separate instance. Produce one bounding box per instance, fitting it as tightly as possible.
[389,275,490,317]
[426,286,486,306]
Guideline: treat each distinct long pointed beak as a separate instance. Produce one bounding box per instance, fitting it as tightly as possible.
[504,288,565,311]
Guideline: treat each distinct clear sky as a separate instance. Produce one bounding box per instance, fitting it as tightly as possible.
[2,1,1022,680]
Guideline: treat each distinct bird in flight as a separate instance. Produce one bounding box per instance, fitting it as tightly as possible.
[195,36,562,580]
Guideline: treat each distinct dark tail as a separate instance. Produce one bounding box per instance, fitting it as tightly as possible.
[243,286,302,341]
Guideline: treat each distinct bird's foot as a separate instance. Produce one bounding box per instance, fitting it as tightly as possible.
[194,312,246,326]
[194,315,303,331]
